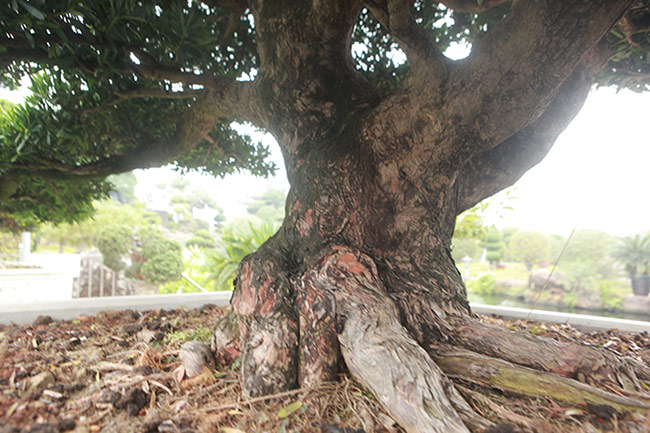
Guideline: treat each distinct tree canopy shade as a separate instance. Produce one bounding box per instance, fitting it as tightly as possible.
[4,1,650,432]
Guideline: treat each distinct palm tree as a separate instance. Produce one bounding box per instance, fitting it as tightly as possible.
[612,234,650,295]
[613,234,650,278]
[205,220,279,291]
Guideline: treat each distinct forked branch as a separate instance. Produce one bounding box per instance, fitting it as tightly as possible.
[365,0,448,83]
[446,0,635,158]
[454,63,593,212]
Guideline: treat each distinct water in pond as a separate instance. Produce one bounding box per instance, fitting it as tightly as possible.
[469,293,650,323]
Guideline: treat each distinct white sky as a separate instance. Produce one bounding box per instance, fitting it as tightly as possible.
[484,87,650,237]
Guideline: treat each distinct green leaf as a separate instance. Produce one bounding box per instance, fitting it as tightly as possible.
[23,30,35,48]
[18,0,46,20]
[277,401,303,419]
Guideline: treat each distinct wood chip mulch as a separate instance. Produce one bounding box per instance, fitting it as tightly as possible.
[1,304,650,433]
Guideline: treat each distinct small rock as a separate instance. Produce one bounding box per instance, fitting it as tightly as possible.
[49,383,65,394]
[58,419,76,432]
[179,340,215,378]
[98,389,122,404]
[33,316,54,327]
[27,371,55,392]
[136,329,158,344]
[135,365,154,376]
[66,383,86,394]
[122,324,142,336]
[142,409,162,433]
[42,389,65,400]
[484,423,517,433]
[145,320,161,330]
[0,340,9,358]
[115,388,148,416]
[124,309,140,320]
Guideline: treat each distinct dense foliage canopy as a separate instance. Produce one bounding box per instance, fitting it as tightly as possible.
[1,0,649,230]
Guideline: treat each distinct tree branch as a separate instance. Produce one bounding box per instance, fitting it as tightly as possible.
[0,48,50,68]
[9,80,260,181]
[438,0,510,13]
[0,31,223,89]
[621,6,650,35]
[364,0,448,83]
[445,0,634,163]
[454,63,593,213]
[79,88,207,117]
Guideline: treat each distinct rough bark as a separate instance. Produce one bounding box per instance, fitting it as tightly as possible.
[211,1,648,432]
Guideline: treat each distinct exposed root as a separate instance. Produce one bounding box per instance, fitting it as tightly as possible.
[230,249,299,397]
[218,243,650,433]
[296,277,340,387]
[452,319,650,391]
[433,345,650,414]
[240,312,299,397]
[442,374,495,431]
[307,247,489,433]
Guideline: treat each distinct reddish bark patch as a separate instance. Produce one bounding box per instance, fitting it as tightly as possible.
[297,208,314,237]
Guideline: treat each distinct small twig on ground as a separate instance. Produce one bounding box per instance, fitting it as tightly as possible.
[200,387,311,413]
[92,362,134,372]
[150,379,174,395]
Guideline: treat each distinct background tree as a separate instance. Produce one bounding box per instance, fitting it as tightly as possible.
[246,189,286,224]
[149,177,226,233]
[186,229,218,250]
[107,172,137,204]
[559,229,617,293]
[612,233,650,280]
[97,224,183,284]
[3,1,650,431]
[482,228,506,266]
[508,230,551,270]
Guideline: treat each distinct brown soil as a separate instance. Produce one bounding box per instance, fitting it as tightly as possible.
[1,304,649,433]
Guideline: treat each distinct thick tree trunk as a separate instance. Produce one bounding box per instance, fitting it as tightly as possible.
[208,2,647,431]
[211,126,650,433]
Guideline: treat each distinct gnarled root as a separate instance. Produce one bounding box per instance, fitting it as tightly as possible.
[299,247,489,433]
[229,247,299,397]
[451,319,650,391]
[432,345,650,413]
[214,244,650,433]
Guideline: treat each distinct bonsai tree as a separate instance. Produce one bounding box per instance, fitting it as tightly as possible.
[509,230,551,270]
[186,229,218,250]
[2,1,650,431]
[97,225,183,284]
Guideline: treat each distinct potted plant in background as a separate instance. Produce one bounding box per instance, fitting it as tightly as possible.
[613,234,650,296]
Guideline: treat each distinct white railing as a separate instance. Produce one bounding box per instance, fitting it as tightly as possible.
[1,291,650,333]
